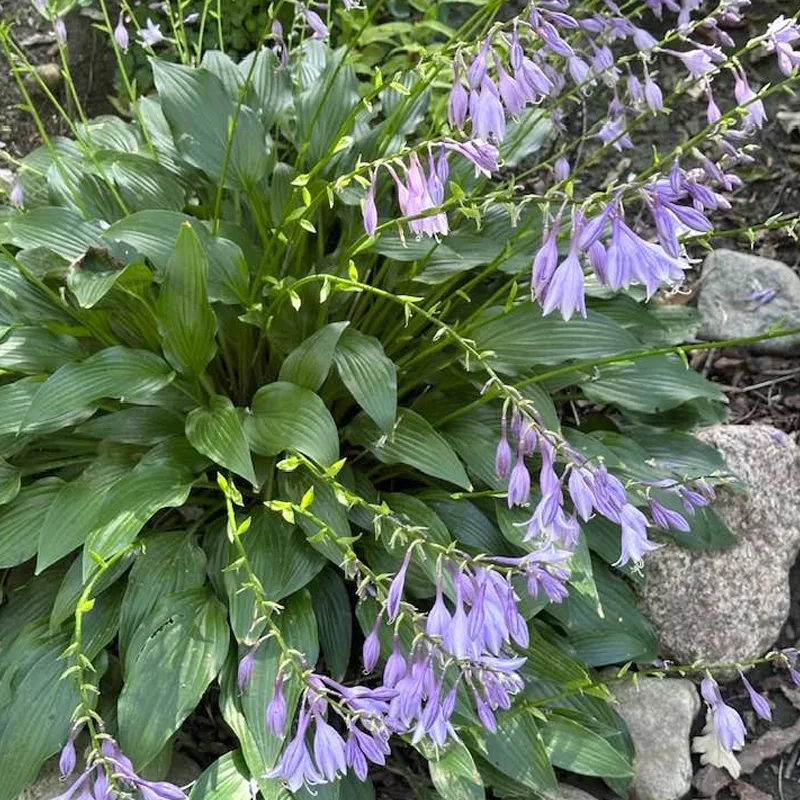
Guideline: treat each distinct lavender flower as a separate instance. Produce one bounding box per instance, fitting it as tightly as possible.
[470,79,506,142]
[740,672,771,721]
[267,672,287,734]
[138,18,164,47]
[59,731,77,778]
[531,220,559,301]
[507,451,531,507]
[54,16,67,44]
[238,648,257,691]
[614,503,662,568]
[361,172,377,237]
[540,230,586,321]
[442,139,498,176]
[648,499,690,532]
[304,7,329,41]
[553,157,570,183]
[448,59,469,129]
[494,413,512,479]
[362,617,381,671]
[114,14,129,51]
[9,181,23,208]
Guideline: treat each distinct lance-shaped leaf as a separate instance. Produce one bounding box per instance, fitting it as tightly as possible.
[347,408,470,489]
[186,395,256,486]
[279,322,349,391]
[118,588,229,768]
[21,347,175,431]
[157,222,217,377]
[0,479,64,568]
[333,327,397,432]
[188,751,253,800]
[245,381,339,467]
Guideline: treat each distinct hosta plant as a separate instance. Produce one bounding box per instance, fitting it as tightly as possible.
[1,0,800,798]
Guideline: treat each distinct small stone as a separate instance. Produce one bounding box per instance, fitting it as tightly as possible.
[611,677,699,800]
[697,249,800,355]
[167,752,203,788]
[640,424,800,665]
[23,63,62,94]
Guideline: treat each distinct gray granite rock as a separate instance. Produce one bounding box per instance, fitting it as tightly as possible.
[611,678,699,800]
[697,249,800,355]
[640,424,800,665]
[550,785,602,800]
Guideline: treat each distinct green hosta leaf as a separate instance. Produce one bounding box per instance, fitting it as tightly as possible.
[186,395,256,486]
[0,479,64,568]
[118,532,207,665]
[309,567,352,681]
[333,328,397,432]
[82,463,195,576]
[0,459,20,506]
[429,499,506,552]
[21,347,175,431]
[471,306,640,372]
[582,355,724,414]
[427,741,485,800]
[109,153,186,212]
[104,211,249,304]
[0,562,69,649]
[66,247,150,309]
[36,451,132,573]
[442,412,505,491]
[7,206,103,259]
[76,406,186,445]
[0,626,78,800]
[347,409,470,489]
[627,428,731,480]
[118,588,229,768]
[188,751,253,800]
[295,41,360,164]
[246,381,339,467]
[223,509,325,644]
[157,222,217,377]
[468,713,557,793]
[152,60,269,189]
[0,326,84,373]
[279,322,349,391]
[547,557,658,666]
[541,713,633,779]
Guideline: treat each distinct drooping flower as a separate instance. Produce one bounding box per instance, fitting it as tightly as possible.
[494,412,512,479]
[304,7,329,40]
[9,181,23,208]
[54,16,67,44]
[507,451,531,507]
[237,648,257,691]
[740,672,771,721]
[59,730,77,778]
[114,14,129,51]
[540,237,586,321]
[614,503,662,568]
[386,549,412,622]
[361,171,377,237]
[266,672,287,734]
[648,499,690,532]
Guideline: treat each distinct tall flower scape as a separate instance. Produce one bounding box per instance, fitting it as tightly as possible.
[0,0,799,798]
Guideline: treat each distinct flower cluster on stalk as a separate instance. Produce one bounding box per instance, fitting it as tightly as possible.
[494,403,720,569]
[52,736,186,800]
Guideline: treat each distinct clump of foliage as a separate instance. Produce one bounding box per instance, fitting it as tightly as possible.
[1,0,799,798]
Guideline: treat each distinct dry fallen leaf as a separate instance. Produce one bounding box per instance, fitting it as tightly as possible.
[692,718,742,779]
